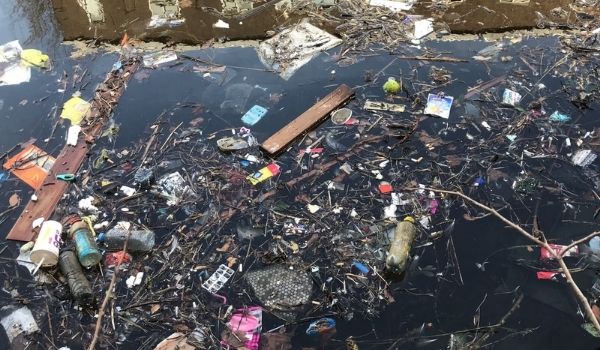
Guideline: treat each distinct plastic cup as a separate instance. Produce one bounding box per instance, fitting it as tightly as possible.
[30,220,62,267]
[331,108,352,125]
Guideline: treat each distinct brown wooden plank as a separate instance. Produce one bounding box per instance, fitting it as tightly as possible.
[6,59,139,241]
[7,141,89,241]
[261,84,354,155]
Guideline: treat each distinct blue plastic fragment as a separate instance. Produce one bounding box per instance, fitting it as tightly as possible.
[549,111,571,123]
[473,177,486,186]
[112,61,123,72]
[0,171,9,182]
[241,105,268,126]
[306,318,336,336]
[240,160,250,167]
[56,173,76,182]
[97,232,105,243]
[352,261,370,274]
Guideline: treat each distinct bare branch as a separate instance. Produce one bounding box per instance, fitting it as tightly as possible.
[404,187,600,333]
[561,231,600,257]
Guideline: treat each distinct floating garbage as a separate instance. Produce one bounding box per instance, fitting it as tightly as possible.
[202,264,234,293]
[0,306,39,344]
[306,318,336,336]
[104,222,156,252]
[156,172,194,205]
[30,220,62,267]
[59,250,93,304]
[247,163,280,185]
[217,137,249,151]
[383,77,401,94]
[3,143,55,189]
[65,215,102,268]
[364,100,405,112]
[241,105,268,126]
[413,19,434,40]
[143,51,178,67]
[258,22,343,80]
[502,89,522,106]
[20,49,49,68]
[222,307,262,350]
[386,217,416,273]
[246,265,313,320]
[0,40,30,86]
[60,92,91,125]
[330,108,353,125]
[571,149,596,167]
[549,110,571,122]
[424,94,454,119]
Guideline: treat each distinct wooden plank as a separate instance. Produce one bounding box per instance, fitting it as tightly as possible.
[261,84,354,155]
[7,141,89,241]
[7,59,139,241]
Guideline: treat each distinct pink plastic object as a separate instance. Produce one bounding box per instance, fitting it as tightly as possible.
[536,271,559,280]
[223,307,262,350]
[540,244,579,260]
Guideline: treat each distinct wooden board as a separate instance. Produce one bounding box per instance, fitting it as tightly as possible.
[7,141,89,241]
[261,84,354,155]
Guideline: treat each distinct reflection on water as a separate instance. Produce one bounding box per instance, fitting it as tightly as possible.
[49,0,588,44]
[51,0,287,43]
[0,1,61,51]
[76,0,105,23]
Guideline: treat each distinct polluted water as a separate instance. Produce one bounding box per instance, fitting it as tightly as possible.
[0,0,600,349]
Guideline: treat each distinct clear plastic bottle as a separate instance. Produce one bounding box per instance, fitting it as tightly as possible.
[104,227,155,252]
[67,219,102,268]
[385,217,416,273]
[59,250,93,305]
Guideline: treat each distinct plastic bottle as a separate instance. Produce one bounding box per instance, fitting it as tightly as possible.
[59,250,93,305]
[64,215,102,268]
[385,217,416,273]
[187,326,211,348]
[104,227,155,252]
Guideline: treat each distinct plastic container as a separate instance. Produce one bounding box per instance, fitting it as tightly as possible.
[385,217,416,273]
[59,250,93,304]
[187,326,211,348]
[68,220,102,268]
[104,227,155,252]
[133,166,154,189]
[331,108,352,125]
[30,220,62,267]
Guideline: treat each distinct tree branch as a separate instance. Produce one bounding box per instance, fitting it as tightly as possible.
[405,187,600,333]
[561,231,600,257]
[87,230,131,350]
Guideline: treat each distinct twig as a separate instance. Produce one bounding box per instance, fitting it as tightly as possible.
[87,229,131,350]
[160,122,183,152]
[405,187,600,332]
[561,231,600,256]
[397,55,468,63]
[139,121,162,167]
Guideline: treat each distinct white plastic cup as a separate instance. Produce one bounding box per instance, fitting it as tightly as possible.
[30,220,62,267]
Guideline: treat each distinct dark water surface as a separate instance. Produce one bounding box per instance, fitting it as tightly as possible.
[1,2,600,350]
